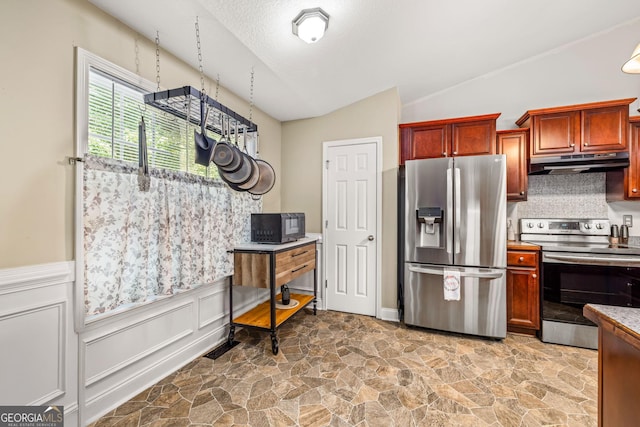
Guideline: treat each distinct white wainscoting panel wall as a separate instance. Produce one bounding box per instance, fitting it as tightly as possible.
[80,279,264,425]
[0,261,78,425]
[0,261,272,426]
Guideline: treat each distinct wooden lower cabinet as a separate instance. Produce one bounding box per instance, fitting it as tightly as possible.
[506,249,540,335]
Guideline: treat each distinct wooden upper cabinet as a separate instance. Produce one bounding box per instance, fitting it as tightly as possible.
[532,111,580,156]
[497,129,529,201]
[607,116,640,200]
[628,118,640,198]
[517,98,635,157]
[399,113,500,164]
[581,105,629,152]
[452,120,497,156]
[401,123,449,160]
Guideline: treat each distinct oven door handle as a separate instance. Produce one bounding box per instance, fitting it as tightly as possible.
[544,253,640,265]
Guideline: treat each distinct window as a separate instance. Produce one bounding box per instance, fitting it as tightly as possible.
[87,69,217,178]
[74,49,261,327]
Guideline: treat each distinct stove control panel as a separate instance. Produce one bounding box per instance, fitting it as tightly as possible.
[519,218,610,236]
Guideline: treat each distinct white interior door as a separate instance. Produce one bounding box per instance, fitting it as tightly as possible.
[323,138,380,316]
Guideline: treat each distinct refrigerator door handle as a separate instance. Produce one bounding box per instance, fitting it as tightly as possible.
[446,167,453,254]
[408,265,504,279]
[454,167,461,254]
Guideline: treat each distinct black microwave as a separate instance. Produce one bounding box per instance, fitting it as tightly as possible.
[251,213,305,243]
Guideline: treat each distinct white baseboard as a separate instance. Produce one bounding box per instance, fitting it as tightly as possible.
[379,307,399,322]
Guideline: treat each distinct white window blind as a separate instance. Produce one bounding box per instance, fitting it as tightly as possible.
[87,69,217,178]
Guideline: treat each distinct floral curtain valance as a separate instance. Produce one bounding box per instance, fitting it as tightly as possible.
[83,155,262,316]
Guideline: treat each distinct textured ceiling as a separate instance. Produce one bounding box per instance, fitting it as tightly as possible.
[89,0,640,122]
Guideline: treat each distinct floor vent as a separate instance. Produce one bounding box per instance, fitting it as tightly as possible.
[203,340,240,360]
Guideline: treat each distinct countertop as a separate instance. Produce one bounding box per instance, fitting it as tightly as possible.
[507,241,541,251]
[234,235,319,252]
[584,304,640,350]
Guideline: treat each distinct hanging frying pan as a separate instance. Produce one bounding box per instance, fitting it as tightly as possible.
[212,116,235,168]
[219,119,244,172]
[218,152,254,185]
[236,153,260,191]
[247,158,275,195]
[219,169,245,191]
[194,100,215,166]
[236,128,260,191]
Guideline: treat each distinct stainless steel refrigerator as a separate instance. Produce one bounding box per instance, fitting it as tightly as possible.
[404,155,507,339]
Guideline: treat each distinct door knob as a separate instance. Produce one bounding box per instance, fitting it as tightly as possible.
[368,235,375,241]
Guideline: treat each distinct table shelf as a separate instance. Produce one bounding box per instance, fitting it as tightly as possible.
[233,293,314,329]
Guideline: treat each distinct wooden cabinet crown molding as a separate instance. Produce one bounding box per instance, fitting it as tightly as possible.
[399,112,501,129]
[515,98,636,127]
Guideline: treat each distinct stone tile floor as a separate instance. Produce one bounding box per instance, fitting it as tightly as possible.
[91,310,598,426]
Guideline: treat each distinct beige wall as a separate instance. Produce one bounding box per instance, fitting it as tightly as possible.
[0,0,281,269]
[281,88,401,310]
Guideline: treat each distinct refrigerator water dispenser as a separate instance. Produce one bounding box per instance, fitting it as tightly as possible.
[417,207,442,248]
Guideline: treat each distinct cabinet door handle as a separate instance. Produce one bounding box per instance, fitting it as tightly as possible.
[633,188,638,193]
[584,142,589,146]
[519,257,524,262]
[570,143,575,147]
[532,273,537,279]
[442,152,447,157]
[453,151,458,155]
[292,250,309,257]
[520,191,525,195]
[292,264,308,273]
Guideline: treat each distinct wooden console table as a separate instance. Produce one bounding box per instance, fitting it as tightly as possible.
[229,237,318,354]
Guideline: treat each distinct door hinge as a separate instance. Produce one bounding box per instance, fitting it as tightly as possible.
[325,279,327,289]
[325,160,330,169]
[325,220,328,228]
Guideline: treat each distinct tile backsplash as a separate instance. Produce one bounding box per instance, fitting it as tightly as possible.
[509,172,640,243]
[517,173,608,218]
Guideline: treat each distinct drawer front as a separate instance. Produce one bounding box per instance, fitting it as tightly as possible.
[275,243,316,287]
[507,250,538,267]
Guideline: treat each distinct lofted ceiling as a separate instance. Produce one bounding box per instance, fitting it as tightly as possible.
[89,0,640,122]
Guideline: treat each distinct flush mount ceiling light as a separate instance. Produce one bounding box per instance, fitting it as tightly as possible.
[292,7,329,44]
[622,42,640,73]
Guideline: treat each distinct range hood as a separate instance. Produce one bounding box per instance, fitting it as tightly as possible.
[529,151,629,175]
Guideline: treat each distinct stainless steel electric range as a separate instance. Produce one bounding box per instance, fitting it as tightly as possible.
[520,218,640,349]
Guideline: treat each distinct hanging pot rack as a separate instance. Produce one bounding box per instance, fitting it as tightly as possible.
[143,85,258,136]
